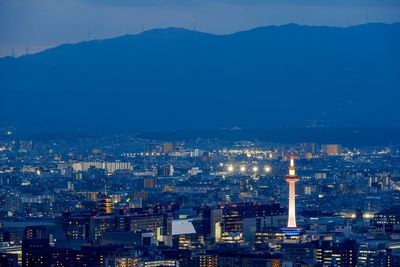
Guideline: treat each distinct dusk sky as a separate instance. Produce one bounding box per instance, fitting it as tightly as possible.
[1,0,399,57]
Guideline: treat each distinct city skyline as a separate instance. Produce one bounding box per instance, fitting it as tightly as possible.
[1,1,400,266]
[1,133,400,266]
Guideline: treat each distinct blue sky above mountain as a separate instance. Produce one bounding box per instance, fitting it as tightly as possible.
[0,0,399,56]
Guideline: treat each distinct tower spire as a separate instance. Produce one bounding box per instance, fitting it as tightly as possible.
[285,157,300,228]
[289,157,295,176]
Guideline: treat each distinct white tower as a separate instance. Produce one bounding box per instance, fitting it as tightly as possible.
[285,157,300,228]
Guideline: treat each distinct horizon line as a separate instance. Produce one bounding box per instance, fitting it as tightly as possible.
[2,21,399,60]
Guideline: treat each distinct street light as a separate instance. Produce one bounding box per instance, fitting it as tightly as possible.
[227,165,234,172]
[252,166,259,173]
[264,166,271,173]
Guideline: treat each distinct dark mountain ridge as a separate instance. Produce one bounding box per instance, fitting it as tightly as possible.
[1,23,399,133]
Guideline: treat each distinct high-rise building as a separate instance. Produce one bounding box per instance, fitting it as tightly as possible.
[283,157,301,236]
[323,144,342,156]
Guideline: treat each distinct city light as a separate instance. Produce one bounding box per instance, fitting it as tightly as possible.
[0,4,397,265]
[227,165,234,172]
[264,166,271,173]
[252,166,259,173]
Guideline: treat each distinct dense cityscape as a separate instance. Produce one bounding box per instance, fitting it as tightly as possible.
[1,130,400,266]
[1,1,399,266]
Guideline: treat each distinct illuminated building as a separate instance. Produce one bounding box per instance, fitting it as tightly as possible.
[90,216,115,243]
[210,209,223,243]
[71,161,133,174]
[105,256,140,267]
[193,254,218,267]
[23,226,49,240]
[357,242,377,266]
[171,219,197,249]
[284,157,300,232]
[315,239,357,267]
[255,231,285,245]
[97,198,113,214]
[188,167,202,177]
[315,172,327,179]
[51,247,82,267]
[373,206,400,232]
[223,208,242,233]
[144,178,157,189]
[129,213,173,244]
[209,250,284,267]
[323,144,342,156]
[191,148,201,157]
[366,249,400,267]
[22,238,51,267]
[141,260,178,266]
[63,213,91,241]
[304,186,312,195]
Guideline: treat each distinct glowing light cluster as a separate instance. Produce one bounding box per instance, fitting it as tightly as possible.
[225,164,272,174]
